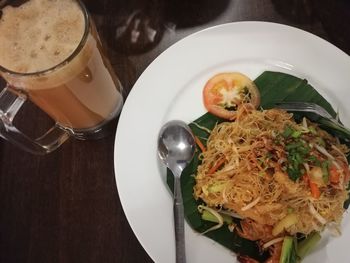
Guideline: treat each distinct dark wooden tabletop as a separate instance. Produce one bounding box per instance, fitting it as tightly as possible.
[1,0,350,262]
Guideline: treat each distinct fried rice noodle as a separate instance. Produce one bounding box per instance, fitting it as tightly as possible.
[194,107,349,235]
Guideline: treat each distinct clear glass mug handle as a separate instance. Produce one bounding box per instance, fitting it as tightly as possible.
[0,85,70,154]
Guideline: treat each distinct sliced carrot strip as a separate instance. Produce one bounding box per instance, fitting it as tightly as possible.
[329,166,340,183]
[195,136,206,152]
[309,181,321,199]
[208,156,226,175]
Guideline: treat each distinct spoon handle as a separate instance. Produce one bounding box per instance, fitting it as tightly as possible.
[174,176,186,263]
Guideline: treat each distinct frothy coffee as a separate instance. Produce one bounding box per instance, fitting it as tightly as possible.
[0,0,85,73]
[0,0,123,131]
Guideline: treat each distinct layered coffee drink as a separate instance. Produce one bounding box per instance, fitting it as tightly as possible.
[0,0,123,130]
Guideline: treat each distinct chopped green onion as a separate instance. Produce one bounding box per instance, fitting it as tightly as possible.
[287,167,301,182]
[279,236,298,263]
[308,126,317,135]
[292,130,302,138]
[200,209,232,224]
[294,152,303,164]
[286,142,303,150]
[297,146,310,155]
[316,137,326,147]
[283,126,294,138]
[308,155,321,166]
[285,138,311,181]
[297,232,321,259]
[321,161,330,183]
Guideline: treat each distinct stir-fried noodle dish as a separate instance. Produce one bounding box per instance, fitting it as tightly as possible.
[193,72,350,263]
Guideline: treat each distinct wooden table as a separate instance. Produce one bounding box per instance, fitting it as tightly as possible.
[1,0,350,262]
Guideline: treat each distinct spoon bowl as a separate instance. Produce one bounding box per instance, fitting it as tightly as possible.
[158,120,196,177]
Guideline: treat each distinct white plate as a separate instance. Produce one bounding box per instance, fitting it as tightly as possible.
[114,22,350,263]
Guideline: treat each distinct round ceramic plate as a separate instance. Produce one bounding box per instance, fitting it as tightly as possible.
[114,22,350,263]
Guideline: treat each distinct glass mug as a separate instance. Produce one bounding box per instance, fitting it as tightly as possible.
[0,0,123,154]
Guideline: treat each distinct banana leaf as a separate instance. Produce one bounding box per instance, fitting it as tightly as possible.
[166,71,349,261]
[256,72,350,144]
[255,71,336,117]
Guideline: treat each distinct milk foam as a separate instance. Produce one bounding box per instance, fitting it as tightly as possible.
[0,0,85,73]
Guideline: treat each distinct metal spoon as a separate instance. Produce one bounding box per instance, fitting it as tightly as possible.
[158,120,196,263]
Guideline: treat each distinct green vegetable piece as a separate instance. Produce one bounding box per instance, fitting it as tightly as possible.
[258,171,265,177]
[283,126,294,138]
[280,236,298,263]
[297,146,309,155]
[287,167,301,182]
[201,210,233,225]
[201,210,219,223]
[208,182,226,193]
[223,215,233,224]
[222,214,233,224]
[297,232,321,259]
[295,152,303,164]
[292,130,302,138]
[308,155,321,166]
[285,138,312,181]
[321,161,330,183]
[286,142,303,150]
[308,126,317,135]
[316,137,326,147]
[287,207,294,214]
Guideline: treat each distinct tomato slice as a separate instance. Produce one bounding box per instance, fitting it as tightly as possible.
[203,72,260,120]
